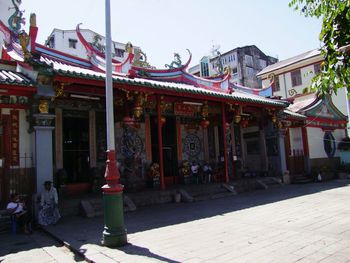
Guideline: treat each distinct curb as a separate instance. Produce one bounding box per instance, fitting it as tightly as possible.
[40,227,95,263]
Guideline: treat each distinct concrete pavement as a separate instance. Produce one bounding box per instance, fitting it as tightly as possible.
[41,180,350,262]
[2,180,350,262]
[0,230,86,262]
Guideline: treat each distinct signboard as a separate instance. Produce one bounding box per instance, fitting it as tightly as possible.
[10,110,19,166]
[174,103,199,117]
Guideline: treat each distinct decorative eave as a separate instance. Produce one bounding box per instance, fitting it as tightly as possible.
[287,94,347,130]
[52,63,287,108]
[76,24,134,74]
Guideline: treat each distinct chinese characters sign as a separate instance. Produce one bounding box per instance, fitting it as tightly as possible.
[10,110,19,166]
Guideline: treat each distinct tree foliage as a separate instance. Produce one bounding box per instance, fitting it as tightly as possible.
[289,0,350,95]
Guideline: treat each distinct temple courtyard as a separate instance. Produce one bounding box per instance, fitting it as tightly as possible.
[1,179,350,262]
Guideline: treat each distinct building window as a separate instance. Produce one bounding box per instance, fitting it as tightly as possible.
[68,39,78,49]
[114,48,125,58]
[314,63,321,74]
[291,70,302,87]
[259,59,267,70]
[200,62,209,77]
[245,66,255,77]
[273,75,280,92]
[245,55,253,67]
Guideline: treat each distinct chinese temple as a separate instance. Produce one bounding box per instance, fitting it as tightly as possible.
[0,4,293,205]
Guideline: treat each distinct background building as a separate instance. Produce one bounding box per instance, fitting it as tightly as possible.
[257,49,349,174]
[189,45,278,89]
[45,28,140,62]
[257,49,350,131]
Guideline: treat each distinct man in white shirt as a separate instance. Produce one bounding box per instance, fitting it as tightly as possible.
[6,193,32,234]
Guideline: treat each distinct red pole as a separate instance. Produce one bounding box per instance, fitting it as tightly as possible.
[157,95,165,190]
[221,103,229,183]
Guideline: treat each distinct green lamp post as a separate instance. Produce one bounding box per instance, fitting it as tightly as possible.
[101,0,127,247]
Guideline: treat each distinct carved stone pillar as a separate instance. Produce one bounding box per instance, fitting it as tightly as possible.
[33,113,55,193]
[277,129,288,176]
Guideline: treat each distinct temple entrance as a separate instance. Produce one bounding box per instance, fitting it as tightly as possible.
[151,116,178,186]
[62,112,90,183]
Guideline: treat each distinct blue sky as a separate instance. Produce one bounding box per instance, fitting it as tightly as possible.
[20,0,322,68]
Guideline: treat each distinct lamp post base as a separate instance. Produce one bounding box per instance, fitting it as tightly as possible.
[101,190,127,247]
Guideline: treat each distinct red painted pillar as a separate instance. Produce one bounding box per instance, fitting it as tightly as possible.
[157,95,165,190]
[221,103,229,183]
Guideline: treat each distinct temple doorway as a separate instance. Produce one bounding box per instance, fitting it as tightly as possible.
[62,112,90,183]
[151,116,178,185]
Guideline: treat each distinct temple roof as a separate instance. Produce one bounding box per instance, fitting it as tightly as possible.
[46,57,287,107]
[0,69,34,86]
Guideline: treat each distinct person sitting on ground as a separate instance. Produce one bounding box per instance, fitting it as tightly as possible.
[6,193,32,234]
[38,181,61,226]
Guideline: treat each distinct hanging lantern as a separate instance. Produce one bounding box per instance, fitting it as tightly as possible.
[160,116,166,126]
[201,119,210,128]
[234,113,241,124]
[133,92,145,119]
[241,119,249,128]
[234,105,242,124]
[271,112,277,123]
[133,105,143,119]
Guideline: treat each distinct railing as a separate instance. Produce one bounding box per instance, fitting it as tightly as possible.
[0,153,35,207]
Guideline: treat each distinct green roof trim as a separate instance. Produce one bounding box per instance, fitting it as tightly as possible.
[54,68,288,108]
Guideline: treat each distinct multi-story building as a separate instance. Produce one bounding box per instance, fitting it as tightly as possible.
[45,28,140,62]
[189,45,278,89]
[257,49,349,174]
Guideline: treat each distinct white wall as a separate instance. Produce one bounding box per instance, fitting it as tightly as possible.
[19,110,33,168]
[307,127,345,159]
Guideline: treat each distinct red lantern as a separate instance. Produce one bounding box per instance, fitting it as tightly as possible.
[241,119,249,128]
[201,119,210,128]
[123,116,135,127]
[160,116,166,126]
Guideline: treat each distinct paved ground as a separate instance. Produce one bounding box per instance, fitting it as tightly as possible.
[0,230,86,262]
[2,180,350,262]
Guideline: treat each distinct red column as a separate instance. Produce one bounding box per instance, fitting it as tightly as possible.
[221,103,229,183]
[157,95,165,190]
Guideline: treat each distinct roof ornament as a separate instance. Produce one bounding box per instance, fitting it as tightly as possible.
[214,50,224,75]
[133,49,154,69]
[165,53,182,69]
[92,34,105,53]
[8,0,25,34]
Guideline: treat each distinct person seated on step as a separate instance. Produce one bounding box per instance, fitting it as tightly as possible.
[6,193,32,234]
[191,161,200,184]
[38,181,61,226]
[202,162,213,183]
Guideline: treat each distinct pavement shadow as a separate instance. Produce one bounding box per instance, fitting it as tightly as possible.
[119,243,180,263]
[125,180,350,234]
[0,230,83,262]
